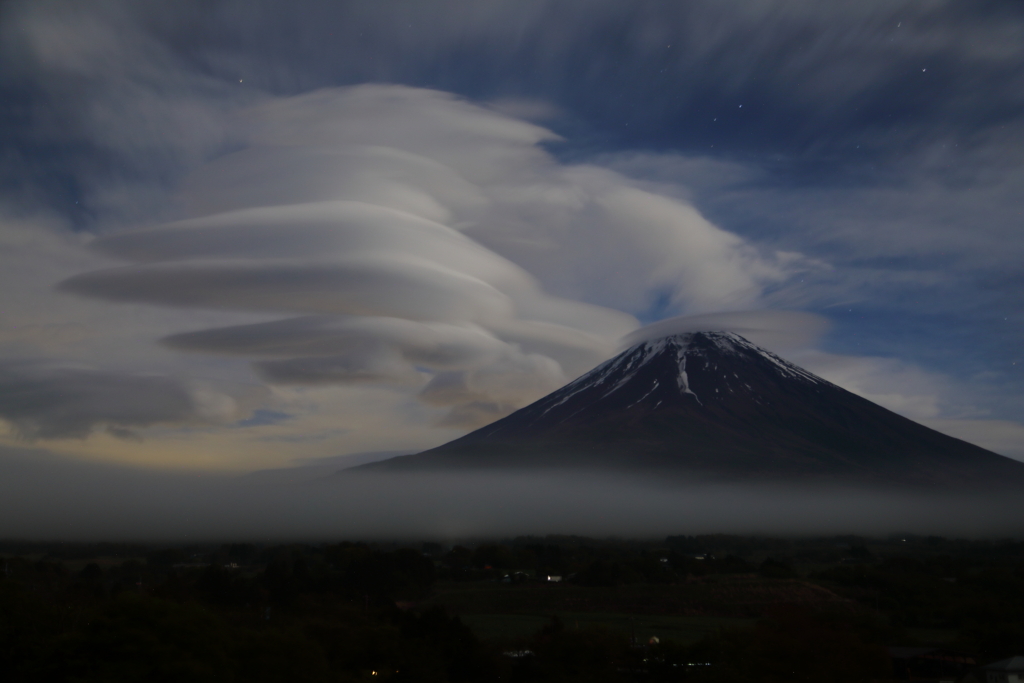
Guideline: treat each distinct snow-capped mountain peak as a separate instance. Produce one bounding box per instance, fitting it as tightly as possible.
[364,331,1024,489]
[537,331,825,418]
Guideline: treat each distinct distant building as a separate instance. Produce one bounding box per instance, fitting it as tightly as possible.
[546,575,562,582]
[985,657,1024,683]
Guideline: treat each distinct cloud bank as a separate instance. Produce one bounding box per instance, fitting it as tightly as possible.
[58,85,794,430]
[3,1,1023,471]
[1,446,1023,541]
[0,363,194,440]
[0,361,249,441]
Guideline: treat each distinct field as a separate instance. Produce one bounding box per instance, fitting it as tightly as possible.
[421,577,841,643]
[1,534,1022,681]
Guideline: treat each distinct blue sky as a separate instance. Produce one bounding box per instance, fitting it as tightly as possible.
[1,0,1023,473]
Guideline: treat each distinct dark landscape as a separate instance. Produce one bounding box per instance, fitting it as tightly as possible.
[3,534,1024,681]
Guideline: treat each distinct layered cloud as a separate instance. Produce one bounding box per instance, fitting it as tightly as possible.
[0,362,239,440]
[57,85,793,429]
[3,0,1021,469]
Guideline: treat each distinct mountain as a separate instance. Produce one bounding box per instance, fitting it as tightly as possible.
[362,332,1024,488]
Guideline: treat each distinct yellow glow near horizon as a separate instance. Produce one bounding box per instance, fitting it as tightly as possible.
[0,385,463,472]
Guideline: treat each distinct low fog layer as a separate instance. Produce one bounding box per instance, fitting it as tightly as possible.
[2,447,1021,542]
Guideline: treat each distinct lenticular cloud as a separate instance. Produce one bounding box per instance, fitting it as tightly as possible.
[60,85,796,428]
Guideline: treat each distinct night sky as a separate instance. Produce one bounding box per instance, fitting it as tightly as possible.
[0,2,1022,535]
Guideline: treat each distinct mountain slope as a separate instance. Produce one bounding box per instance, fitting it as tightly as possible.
[365,332,1024,487]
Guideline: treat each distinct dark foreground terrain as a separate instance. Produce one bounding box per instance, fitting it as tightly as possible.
[2,534,1023,682]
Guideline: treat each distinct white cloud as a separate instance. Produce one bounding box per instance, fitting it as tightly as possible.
[793,350,953,421]
[0,2,1019,475]
[624,310,830,354]
[58,85,791,432]
[465,162,794,314]
[4,80,1017,462]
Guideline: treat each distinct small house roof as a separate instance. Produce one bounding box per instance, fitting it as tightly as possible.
[985,656,1024,671]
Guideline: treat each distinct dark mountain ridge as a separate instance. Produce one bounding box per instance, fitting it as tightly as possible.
[363,332,1024,488]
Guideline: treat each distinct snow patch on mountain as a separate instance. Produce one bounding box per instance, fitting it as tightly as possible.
[674,343,702,405]
[628,379,660,409]
[699,331,826,385]
[532,330,829,420]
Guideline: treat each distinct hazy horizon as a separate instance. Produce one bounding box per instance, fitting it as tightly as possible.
[1,445,1021,543]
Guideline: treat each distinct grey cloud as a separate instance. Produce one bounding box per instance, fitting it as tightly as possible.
[98,86,785,318]
[164,316,508,367]
[0,363,197,439]
[163,317,356,357]
[418,350,566,428]
[165,313,571,427]
[91,200,516,281]
[168,316,509,389]
[51,84,806,430]
[624,310,830,354]
[162,314,613,383]
[254,354,422,387]
[180,145,488,223]
[59,257,514,323]
[243,86,560,184]
[431,401,514,430]
[484,318,615,379]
